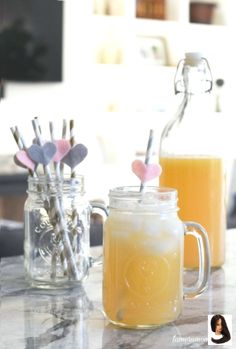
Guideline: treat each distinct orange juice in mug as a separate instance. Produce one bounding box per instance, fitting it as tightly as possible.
[160,156,225,268]
[102,186,210,329]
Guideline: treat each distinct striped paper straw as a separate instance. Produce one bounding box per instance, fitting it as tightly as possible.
[10,127,23,150]
[10,126,35,177]
[60,119,67,175]
[49,121,61,179]
[62,119,67,139]
[69,119,80,250]
[49,121,55,142]
[69,119,76,178]
[140,129,154,192]
[32,118,79,280]
[49,121,68,275]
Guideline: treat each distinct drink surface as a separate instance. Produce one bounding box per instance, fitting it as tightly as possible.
[103,211,183,328]
[160,156,225,268]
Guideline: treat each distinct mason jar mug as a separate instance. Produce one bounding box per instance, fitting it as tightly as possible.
[102,186,210,328]
[24,175,102,289]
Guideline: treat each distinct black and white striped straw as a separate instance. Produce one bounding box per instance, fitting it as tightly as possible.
[60,119,67,175]
[69,119,76,178]
[62,119,67,139]
[140,129,154,192]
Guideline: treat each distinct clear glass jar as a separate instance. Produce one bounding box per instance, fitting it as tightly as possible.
[24,175,91,289]
[103,186,210,329]
[159,52,226,268]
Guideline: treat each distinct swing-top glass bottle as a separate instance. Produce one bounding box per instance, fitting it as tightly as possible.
[159,52,225,268]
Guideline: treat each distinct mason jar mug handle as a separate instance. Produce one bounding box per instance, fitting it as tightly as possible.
[183,221,211,299]
[89,201,108,266]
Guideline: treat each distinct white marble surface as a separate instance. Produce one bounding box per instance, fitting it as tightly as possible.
[1,231,236,349]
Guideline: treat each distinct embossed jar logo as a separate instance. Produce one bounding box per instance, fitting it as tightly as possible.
[124,254,170,299]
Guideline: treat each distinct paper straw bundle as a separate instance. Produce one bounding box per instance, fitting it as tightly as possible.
[11,117,88,281]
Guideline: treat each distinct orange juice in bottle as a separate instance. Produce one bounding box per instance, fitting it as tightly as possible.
[160,156,225,267]
[159,53,226,268]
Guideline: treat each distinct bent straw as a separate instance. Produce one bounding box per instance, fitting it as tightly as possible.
[140,129,154,192]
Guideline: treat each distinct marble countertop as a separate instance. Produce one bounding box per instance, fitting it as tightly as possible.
[1,231,236,349]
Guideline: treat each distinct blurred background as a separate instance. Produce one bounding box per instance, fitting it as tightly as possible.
[1,0,236,248]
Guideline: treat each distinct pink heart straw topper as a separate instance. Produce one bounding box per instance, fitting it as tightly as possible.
[14,150,36,172]
[132,129,162,190]
[132,160,162,182]
[53,139,71,163]
[27,142,57,166]
[62,143,88,170]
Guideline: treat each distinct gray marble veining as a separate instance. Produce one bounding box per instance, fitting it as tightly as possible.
[1,231,236,349]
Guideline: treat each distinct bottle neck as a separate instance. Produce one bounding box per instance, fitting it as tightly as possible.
[159,56,216,157]
[174,56,213,126]
[174,57,213,95]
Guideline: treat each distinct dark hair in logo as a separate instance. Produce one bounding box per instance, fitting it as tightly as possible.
[211,314,231,344]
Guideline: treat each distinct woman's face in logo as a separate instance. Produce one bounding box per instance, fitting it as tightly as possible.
[215,318,222,334]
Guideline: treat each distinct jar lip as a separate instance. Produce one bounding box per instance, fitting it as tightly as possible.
[27,174,85,195]
[109,186,177,200]
[28,174,84,185]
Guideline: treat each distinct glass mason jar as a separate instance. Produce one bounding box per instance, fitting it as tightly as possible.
[24,175,94,289]
[102,186,210,329]
[159,52,226,268]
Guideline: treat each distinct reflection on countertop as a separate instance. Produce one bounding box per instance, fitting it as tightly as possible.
[1,230,236,348]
